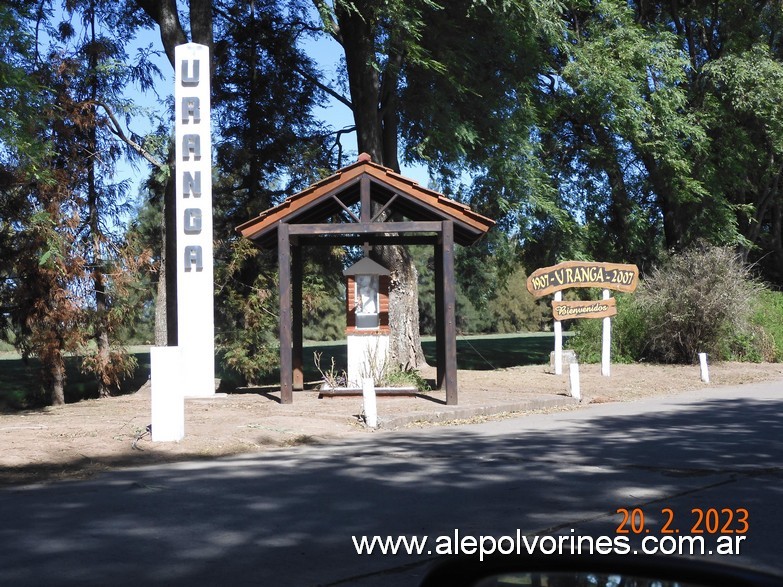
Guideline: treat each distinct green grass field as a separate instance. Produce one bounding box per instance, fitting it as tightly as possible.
[0,350,151,410]
[297,332,560,382]
[0,333,562,409]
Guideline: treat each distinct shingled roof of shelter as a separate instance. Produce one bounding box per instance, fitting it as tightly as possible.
[235,153,495,248]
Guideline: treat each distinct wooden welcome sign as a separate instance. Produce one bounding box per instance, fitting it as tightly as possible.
[552,298,617,321]
[526,260,640,378]
[526,261,639,298]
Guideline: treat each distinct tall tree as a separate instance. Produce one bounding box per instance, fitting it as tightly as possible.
[0,2,93,404]
[0,47,89,405]
[209,0,334,383]
[1,0,158,403]
[512,0,783,284]
[57,0,155,396]
[131,0,213,346]
[448,0,783,290]
[311,0,559,366]
[129,0,334,382]
[537,0,704,267]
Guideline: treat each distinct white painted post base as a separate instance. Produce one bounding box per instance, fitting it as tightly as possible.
[151,346,185,442]
[569,362,581,401]
[554,291,563,375]
[347,334,389,387]
[699,352,710,383]
[362,377,378,428]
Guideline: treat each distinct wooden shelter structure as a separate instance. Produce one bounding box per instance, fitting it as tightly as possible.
[236,153,494,405]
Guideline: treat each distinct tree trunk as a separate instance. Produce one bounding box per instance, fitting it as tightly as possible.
[188,0,214,52]
[135,0,187,66]
[164,148,178,346]
[638,150,684,249]
[153,161,179,346]
[154,256,168,346]
[334,1,426,369]
[92,246,111,397]
[377,243,427,369]
[591,123,632,259]
[152,149,172,347]
[49,355,65,406]
[87,4,111,397]
[335,2,383,163]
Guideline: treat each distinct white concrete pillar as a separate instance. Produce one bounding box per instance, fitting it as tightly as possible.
[347,334,389,387]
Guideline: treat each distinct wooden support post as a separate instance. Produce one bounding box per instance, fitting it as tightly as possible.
[292,241,304,391]
[434,239,445,390]
[360,176,371,222]
[442,221,458,405]
[278,223,293,403]
[554,291,563,375]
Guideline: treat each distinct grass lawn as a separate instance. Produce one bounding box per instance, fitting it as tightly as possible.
[0,351,151,410]
[235,332,565,387]
[1,333,563,409]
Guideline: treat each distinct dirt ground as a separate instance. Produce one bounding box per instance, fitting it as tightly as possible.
[2,361,782,487]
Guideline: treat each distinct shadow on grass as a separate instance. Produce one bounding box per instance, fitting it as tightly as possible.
[0,351,151,412]
[424,333,560,370]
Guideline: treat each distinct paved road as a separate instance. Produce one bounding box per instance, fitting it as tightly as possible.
[2,380,782,586]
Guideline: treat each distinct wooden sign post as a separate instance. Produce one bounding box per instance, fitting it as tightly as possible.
[602,289,611,376]
[526,261,639,376]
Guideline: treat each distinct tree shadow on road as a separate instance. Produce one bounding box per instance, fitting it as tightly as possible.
[1,390,782,586]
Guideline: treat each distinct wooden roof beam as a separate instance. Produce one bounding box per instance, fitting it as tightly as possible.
[288,221,443,236]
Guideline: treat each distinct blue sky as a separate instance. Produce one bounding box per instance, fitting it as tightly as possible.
[111,18,431,206]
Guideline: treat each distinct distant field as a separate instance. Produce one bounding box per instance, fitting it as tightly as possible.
[425,332,560,370]
[0,333,563,408]
[300,332,562,379]
[0,351,151,409]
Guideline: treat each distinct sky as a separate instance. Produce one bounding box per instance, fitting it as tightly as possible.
[111,14,431,207]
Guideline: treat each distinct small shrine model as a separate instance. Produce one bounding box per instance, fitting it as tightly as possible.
[343,256,391,386]
[236,153,494,405]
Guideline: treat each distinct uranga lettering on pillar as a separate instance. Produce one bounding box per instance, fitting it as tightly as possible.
[175,43,215,396]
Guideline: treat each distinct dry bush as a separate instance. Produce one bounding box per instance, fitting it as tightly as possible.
[637,245,761,364]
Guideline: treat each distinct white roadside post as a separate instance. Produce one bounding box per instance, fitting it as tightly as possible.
[554,291,563,375]
[699,353,710,383]
[601,289,611,377]
[151,347,184,441]
[569,362,581,401]
[362,377,378,428]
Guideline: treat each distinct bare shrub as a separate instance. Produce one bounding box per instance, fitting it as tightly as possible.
[637,245,761,363]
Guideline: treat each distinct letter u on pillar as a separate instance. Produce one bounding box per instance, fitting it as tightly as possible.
[181,59,200,85]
